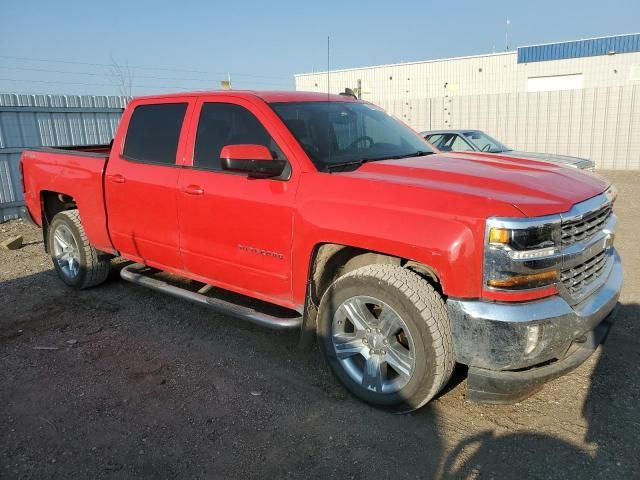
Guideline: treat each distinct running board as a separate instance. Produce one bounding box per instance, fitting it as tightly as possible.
[120,263,302,330]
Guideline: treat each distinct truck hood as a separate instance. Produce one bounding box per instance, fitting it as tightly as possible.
[342,152,609,217]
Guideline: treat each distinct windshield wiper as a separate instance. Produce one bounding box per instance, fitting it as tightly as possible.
[324,151,434,172]
[324,159,369,172]
[384,150,435,160]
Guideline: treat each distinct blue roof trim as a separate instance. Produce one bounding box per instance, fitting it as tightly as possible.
[517,34,640,63]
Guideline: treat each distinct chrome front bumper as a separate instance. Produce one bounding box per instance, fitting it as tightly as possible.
[447,249,622,402]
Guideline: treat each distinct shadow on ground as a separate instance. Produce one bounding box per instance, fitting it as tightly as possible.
[438,302,640,479]
[1,266,638,479]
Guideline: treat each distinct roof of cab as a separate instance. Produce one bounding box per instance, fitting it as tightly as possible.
[131,90,357,103]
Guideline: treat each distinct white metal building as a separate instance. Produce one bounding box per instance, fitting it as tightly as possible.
[295,34,640,101]
[294,34,640,169]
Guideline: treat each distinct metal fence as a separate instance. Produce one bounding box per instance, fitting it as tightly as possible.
[0,94,129,222]
[376,85,640,170]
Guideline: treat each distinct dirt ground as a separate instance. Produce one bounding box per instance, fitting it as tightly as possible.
[1,170,639,479]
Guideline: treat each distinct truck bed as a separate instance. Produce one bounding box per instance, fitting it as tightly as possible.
[29,144,111,157]
[20,145,115,253]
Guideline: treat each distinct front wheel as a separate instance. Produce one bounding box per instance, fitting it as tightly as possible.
[48,210,111,289]
[317,264,454,412]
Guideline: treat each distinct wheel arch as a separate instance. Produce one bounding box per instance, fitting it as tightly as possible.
[298,242,443,348]
[308,243,442,306]
[40,191,77,252]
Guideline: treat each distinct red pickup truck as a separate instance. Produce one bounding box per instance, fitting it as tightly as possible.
[21,91,622,411]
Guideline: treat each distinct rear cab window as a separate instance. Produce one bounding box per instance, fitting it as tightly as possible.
[123,103,188,165]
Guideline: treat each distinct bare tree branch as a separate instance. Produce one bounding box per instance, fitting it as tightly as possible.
[107,56,133,97]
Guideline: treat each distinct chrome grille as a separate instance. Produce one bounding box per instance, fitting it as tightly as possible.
[561,204,612,246]
[560,250,609,298]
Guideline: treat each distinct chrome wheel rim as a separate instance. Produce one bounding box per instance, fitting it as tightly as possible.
[52,224,81,280]
[331,295,416,394]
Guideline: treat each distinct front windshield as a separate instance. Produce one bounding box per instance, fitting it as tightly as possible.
[271,101,434,170]
[463,131,510,153]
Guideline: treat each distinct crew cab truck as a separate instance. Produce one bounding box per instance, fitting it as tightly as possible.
[20,91,622,411]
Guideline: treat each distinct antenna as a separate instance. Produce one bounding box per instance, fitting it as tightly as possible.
[505,18,510,51]
[327,35,332,166]
[327,36,330,100]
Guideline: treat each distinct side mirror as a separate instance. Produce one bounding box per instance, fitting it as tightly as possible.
[220,144,287,179]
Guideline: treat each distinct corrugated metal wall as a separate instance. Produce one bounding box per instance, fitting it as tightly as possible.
[375,85,640,169]
[0,94,129,222]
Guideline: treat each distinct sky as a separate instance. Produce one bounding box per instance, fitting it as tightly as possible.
[1,0,639,96]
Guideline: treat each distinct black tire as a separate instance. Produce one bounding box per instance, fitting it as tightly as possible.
[48,210,111,289]
[317,264,455,412]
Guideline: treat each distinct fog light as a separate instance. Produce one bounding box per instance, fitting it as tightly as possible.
[524,325,542,355]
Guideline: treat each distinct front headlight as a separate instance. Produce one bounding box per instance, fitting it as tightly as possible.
[489,222,558,251]
[484,216,562,291]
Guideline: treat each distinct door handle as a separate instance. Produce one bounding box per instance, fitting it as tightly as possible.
[181,184,204,196]
[107,174,125,184]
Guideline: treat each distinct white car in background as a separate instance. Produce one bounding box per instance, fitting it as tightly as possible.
[422,129,595,171]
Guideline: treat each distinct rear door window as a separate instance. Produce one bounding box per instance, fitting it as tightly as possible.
[123,103,188,165]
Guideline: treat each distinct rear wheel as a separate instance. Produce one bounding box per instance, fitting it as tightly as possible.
[317,264,454,412]
[48,210,110,289]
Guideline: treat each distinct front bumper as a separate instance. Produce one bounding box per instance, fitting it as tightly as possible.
[447,250,622,403]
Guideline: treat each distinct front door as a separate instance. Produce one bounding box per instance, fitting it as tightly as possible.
[176,97,299,307]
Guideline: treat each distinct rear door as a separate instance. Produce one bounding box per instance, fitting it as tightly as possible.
[105,99,194,269]
[176,96,299,307]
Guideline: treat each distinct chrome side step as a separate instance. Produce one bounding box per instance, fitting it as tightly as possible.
[120,263,302,330]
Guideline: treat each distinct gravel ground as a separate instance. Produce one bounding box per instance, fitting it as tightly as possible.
[1,170,639,479]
